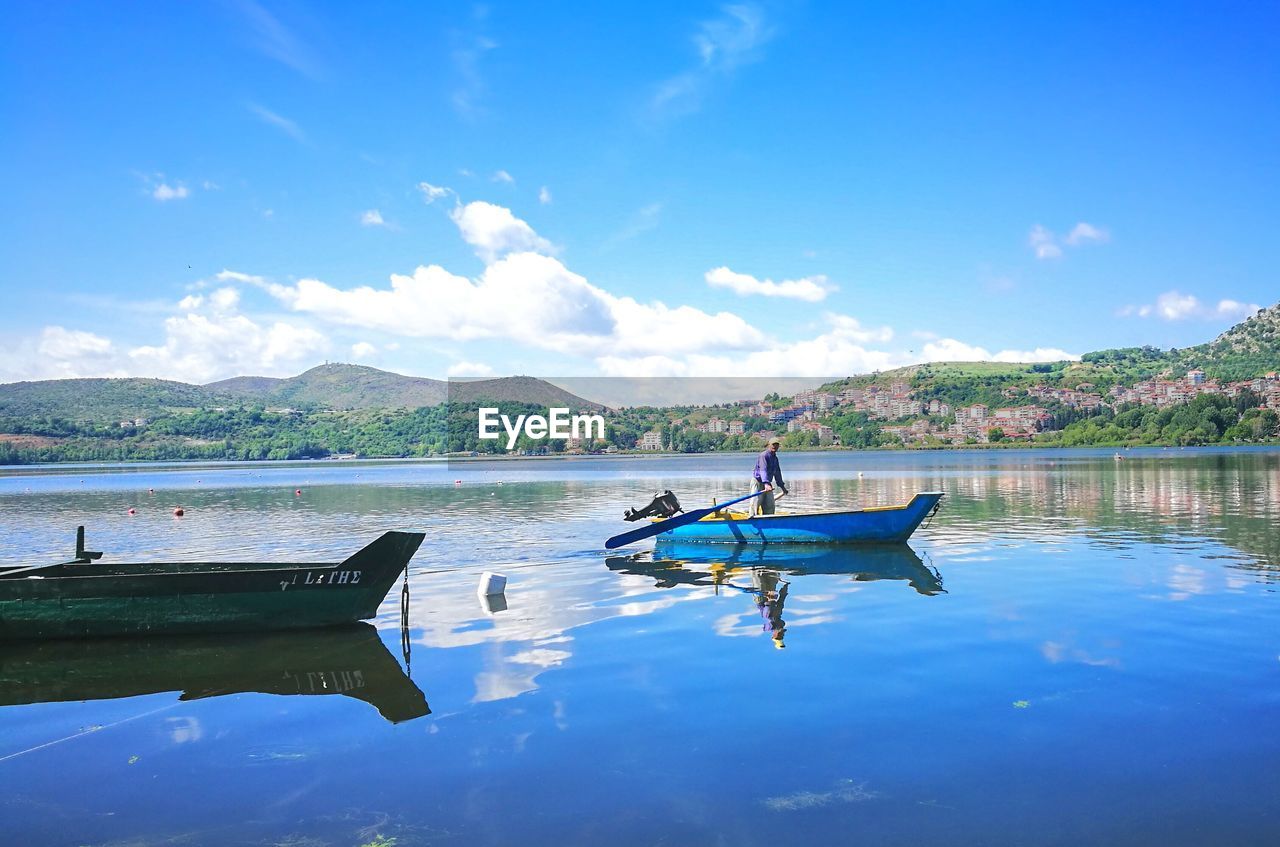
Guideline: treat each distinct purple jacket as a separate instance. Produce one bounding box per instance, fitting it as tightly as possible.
[753,449,784,487]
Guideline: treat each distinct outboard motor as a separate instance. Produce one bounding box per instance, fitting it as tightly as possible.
[624,490,683,522]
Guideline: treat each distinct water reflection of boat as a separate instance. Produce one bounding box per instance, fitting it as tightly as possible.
[0,623,430,723]
[609,542,945,596]
[0,528,424,640]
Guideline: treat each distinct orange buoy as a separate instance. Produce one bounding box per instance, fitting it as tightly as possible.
[173,507,185,517]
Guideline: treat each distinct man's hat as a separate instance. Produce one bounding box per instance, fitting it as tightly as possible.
[769,437,782,446]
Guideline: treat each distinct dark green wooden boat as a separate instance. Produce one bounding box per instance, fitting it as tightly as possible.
[0,528,425,640]
[0,623,430,723]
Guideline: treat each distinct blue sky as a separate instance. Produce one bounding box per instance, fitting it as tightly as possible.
[1,1,1277,384]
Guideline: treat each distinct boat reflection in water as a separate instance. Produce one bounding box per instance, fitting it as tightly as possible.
[606,542,944,649]
[0,622,430,724]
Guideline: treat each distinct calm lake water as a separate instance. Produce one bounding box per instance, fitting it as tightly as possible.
[2,448,1278,846]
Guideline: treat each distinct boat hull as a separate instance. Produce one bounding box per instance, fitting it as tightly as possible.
[0,531,424,640]
[660,492,943,544]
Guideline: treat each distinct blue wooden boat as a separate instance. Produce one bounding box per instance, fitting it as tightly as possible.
[655,491,944,544]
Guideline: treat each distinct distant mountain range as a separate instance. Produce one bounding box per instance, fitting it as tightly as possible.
[0,364,601,422]
[2,303,1277,423]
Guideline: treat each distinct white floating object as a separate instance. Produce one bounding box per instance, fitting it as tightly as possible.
[480,592,509,615]
[478,571,507,596]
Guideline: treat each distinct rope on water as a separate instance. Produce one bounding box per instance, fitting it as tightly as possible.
[399,568,411,677]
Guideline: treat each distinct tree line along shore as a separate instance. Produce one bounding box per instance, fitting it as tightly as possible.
[0,390,1276,465]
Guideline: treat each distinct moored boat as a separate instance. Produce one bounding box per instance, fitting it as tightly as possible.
[0,528,424,640]
[655,491,944,545]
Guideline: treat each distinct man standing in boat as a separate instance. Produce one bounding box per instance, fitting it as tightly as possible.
[752,438,788,515]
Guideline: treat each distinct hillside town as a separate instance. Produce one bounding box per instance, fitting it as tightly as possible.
[634,370,1280,449]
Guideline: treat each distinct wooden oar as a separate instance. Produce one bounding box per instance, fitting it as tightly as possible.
[605,490,766,550]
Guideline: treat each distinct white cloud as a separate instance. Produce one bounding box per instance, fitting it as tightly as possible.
[417,182,453,204]
[261,254,613,348]
[38,327,114,359]
[261,250,761,358]
[451,21,497,118]
[1156,291,1201,321]
[216,270,266,285]
[129,303,328,383]
[450,201,554,261]
[254,198,764,359]
[2,289,328,384]
[1028,225,1063,260]
[601,202,663,251]
[1029,221,1108,259]
[252,196,1080,380]
[491,170,514,184]
[152,183,189,202]
[597,313,896,378]
[607,294,764,356]
[247,103,306,142]
[539,186,552,205]
[919,338,1077,363]
[1120,290,1261,322]
[705,266,835,302]
[597,315,1075,378]
[1065,222,1109,245]
[235,0,320,78]
[208,287,240,312]
[1215,299,1262,320]
[361,209,387,227]
[0,327,126,381]
[351,341,377,360]
[652,4,775,119]
[825,314,894,344]
[447,361,494,377]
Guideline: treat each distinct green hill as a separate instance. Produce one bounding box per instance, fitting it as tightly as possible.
[205,364,602,411]
[0,364,602,425]
[0,378,225,421]
[1081,303,1280,383]
[208,364,448,409]
[818,302,1280,408]
[450,375,605,410]
[1185,302,1280,380]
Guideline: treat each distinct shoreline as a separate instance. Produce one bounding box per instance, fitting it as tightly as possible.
[4,442,1280,474]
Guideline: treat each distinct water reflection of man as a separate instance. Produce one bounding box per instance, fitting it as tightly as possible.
[752,438,788,516]
[753,569,789,649]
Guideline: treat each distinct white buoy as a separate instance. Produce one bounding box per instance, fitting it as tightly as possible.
[478,571,507,596]
[480,593,509,615]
